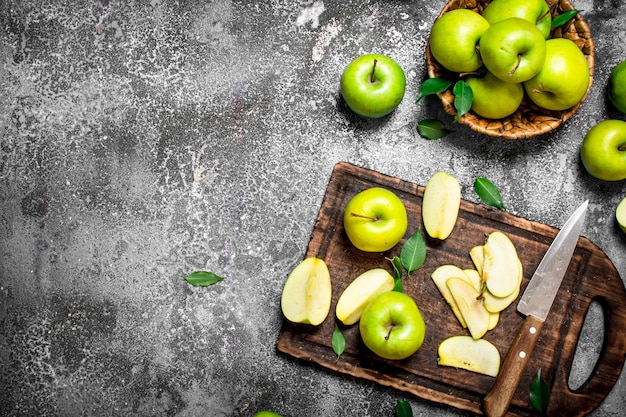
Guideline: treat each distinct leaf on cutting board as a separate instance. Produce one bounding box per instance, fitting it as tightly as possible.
[395,399,413,417]
[332,324,345,361]
[416,78,453,103]
[400,229,426,274]
[417,119,453,140]
[474,177,505,210]
[530,368,550,414]
[184,271,225,287]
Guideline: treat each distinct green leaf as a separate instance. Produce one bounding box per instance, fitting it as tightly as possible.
[332,324,346,361]
[395,400,413,417]
[400,229,426,274]
[416,78,453,103]
[393,276,404,293]
[417,119,453,140]
[389,256,403,281]
[474,177,505,210]
[453,80,473,122]
[184,271,224,287]
[551,9,583,28]
[530,369,550,414]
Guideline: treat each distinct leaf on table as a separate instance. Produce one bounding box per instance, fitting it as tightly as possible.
[453,80,473,122]
[551,9,583,28]
[395,399,413,417]
[474,177,505,210]
[332,324,345,361]
[400,229,426,274]
[416,78,453,103]
[184,271,225,287]
[530,368,550,414]
[417,119,452,140]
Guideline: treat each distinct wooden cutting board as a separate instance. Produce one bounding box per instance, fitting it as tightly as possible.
[276,162,626,416]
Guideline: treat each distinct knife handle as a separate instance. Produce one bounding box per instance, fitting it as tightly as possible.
[483,315,545,417]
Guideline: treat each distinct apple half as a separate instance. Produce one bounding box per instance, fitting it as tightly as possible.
[335,268,395,325]
[617,197,626,234]
[422,171,461,240]
[438,335,501,377]
[281,257,332,326]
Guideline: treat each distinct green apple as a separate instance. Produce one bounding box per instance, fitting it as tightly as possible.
[524,38,590,111]
[580,120,626,181]
[343,187,408,252]
[429,9,490,73]
[253,412,283,417]
[465,71,524,119]
[359,291,426,360]
[608,60,626,114]
[479,17,546,83]
[616,197,626,233]
[482,0,552,39]
[340,53,406,118]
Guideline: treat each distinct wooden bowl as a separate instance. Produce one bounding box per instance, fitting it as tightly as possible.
[425,0,595,139]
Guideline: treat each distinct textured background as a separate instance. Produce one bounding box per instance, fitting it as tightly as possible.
[0,0,625,416]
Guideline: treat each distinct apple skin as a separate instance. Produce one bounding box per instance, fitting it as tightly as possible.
[253,412,283,417]
[523,38,590,111]
[359,291,426,360]
[608,60,626,114]
[479,17,546,83]
[482,0,552,39]
[343,187,408,252]
[429,9,490,73]
[340,53,406,118]
[580,120,626,181]
[465,71,524,119]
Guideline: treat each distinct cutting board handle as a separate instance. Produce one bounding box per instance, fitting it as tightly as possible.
[549,258,626,416]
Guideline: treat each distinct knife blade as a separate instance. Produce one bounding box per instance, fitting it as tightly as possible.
[483,200,588,417]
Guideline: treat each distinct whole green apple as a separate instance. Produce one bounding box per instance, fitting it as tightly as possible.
[359,291,426,360]
[343,187,408,252]
[479,17,546,83]
[340,53,406,118]
[580,120,626,181]
[524,38,590,111]
[608,60,626,114]
[429,9,490,73]
[465,71,524,119]
[482,0,552,39]
[253,412,283,417]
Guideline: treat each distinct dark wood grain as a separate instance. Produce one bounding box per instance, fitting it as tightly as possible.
[276,162,626,416]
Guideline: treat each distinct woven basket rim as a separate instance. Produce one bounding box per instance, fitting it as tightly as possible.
[426,0,595,139]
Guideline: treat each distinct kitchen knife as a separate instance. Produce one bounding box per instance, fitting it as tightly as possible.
[483,200,589,417]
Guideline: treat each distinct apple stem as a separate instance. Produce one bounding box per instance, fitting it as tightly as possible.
[370,59,378,84]
[385,327,393,341]
[620,144,626,152]
[236,408,243,417]
[510,55,522,77]
[350,212,379,222]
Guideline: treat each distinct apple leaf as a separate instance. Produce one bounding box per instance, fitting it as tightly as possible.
[453,80,473,122]
[395,400,413,417]
[474,177,505,210]
[332,323,345,361]
[416,78,452,103]
[184,271,225,287]
[551,10,583,28]
[417,119,453,140]
[400,229,426,274]
[530,368,550,414]
[389,256,403,281]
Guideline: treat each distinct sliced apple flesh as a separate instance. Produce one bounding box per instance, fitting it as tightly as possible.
[438,335,501,377]
[281,257,332,326]
[431,264,471,328]
[483,231,523,298]
[447,277,490,340]
[617,197,626,234]
[422,171,461,240]
[335,268,395,325]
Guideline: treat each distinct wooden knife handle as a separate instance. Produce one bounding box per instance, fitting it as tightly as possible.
[483,315,545,417]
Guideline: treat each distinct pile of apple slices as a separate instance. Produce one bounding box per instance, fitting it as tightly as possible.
[433,231,522,377]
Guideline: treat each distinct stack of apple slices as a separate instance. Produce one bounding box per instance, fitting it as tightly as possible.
[433,231,522,377]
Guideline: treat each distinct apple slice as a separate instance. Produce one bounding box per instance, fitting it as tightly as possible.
[487,311,500,330]
[483,231,521,298]
[438,335,501,377]
[447,277,490,340]
[483,258,523,313]
[335,268,395,325]
[463,268,483,293]
[469,245,485,276]
[617,197,626,234]
[431,265,471,328]
[422,171,461,240]
[281,257,332,326]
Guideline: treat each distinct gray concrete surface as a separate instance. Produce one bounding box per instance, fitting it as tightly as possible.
[1,0,625,416]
